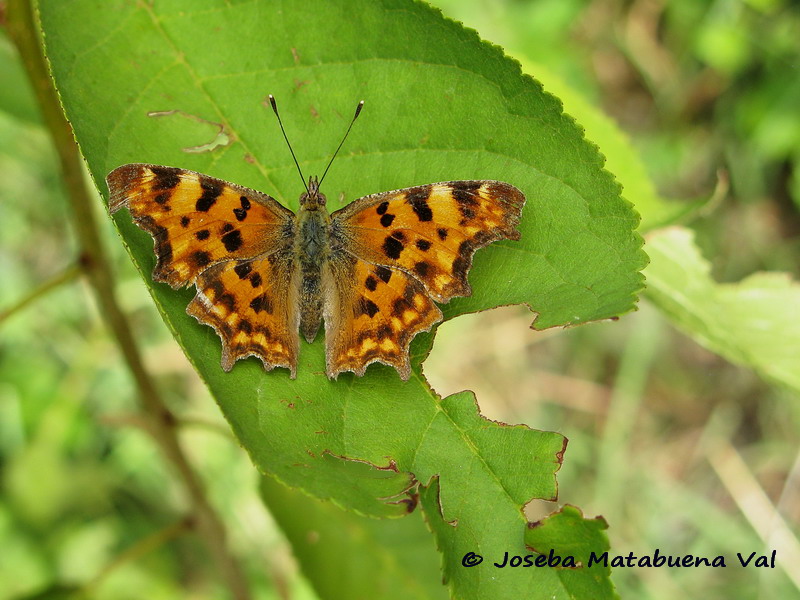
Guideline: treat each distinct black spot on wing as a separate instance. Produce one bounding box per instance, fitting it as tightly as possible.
[192,250,212,267]
[196,229,210,241]
[413,261,431,277]
[358,297,380,318]
[196,177,223,212]
[150,166,181,190]
[382,235,404,259]
[391,297,408,317]
[238,319,253,333]
[154,192,170,206]
[365,275,378,291]
[406,188,433,222]
[180,216,190,228]
[234,262,252,279]
[250,293,273,314]
[375,266,392,283]
[221,229,243,252]
[233,196,251,222]
[437,228,448,241]
[380,213,395,227]
[415,239,431,251]
[250,273,262,288]
[376,201,389,215]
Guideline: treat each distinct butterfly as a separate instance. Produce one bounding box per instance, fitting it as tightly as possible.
[106,99,525,380]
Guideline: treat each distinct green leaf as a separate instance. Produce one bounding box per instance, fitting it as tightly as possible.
[644,227,800,392]
[41,0,642,598]
[260,474,447,600]
[525,505,617,600]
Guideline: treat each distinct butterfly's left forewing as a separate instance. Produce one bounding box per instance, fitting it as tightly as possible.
[325,180,525,379]
[107,163,295,288]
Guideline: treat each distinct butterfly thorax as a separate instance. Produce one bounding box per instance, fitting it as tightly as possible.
[295,176,331,342]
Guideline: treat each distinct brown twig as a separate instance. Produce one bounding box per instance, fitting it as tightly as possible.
[4,2,251,598]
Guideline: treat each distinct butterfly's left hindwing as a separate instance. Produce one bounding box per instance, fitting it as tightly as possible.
[187,254,300,376]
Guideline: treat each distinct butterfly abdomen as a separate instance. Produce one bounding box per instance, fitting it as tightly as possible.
[296,205,331,343]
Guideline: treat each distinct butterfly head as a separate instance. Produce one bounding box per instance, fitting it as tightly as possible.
[299,176,327,211]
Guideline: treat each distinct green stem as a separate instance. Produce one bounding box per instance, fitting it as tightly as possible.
[4,2,251,599]
[85,518,193,594]
[0,263,81,324]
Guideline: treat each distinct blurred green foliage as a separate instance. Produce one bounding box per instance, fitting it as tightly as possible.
[2,1,799,599]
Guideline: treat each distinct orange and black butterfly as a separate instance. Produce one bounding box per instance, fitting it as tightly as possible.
[107,98,524,379]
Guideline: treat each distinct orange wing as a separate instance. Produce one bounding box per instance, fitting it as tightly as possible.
[107,164,295,288]
[325,180,524,379]
[323,253,441,379]
[187,254,300,375]
[331,181,525,302]
[107,163,300,375]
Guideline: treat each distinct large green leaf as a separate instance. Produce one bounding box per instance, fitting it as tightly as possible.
[40,0,644,597]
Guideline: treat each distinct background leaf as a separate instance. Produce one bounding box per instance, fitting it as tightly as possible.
[644,227,800,392]
[259,474,446,600]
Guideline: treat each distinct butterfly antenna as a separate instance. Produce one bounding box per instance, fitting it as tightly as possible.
[319,100,364,187]
[269,95,308,193]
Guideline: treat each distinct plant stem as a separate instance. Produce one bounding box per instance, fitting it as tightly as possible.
[85,518,193,594]
[4,2,251,598]
[0,263,81,324]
